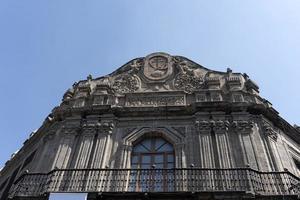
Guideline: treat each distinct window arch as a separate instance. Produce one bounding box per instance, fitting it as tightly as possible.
[131,137,175,169]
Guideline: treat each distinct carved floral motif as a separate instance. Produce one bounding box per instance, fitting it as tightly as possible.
[174,74,204,94]
[112,75,140,93]
[174,63,204,94]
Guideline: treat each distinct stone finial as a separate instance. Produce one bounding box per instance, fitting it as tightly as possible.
[87,74,93,81]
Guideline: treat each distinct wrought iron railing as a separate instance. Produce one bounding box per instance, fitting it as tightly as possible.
[9,168,300,198]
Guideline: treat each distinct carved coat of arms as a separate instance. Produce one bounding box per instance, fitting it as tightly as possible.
[143,53,173,81]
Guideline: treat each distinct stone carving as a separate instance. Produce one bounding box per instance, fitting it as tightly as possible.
[232,94,244,102]
[226,76,242,90]
[144,53,173,81]
[196,94,207,102]
[127,59,144,75]
[111,58,143,76]
[126,95,185,107]
[174,64,204,94]
[81,120,115,135]
[73,99,85,108]
[262,122,278,141]
[213,120,230,132]
[95,122,115,134]
[211,93,222,102]
[112,74,140,93]
[232,120,254,132]
[195,120,230,133]
[195,120,212,132]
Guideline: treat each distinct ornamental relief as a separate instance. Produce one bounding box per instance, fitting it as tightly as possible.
[143,53,173,81]
[112,74,140,94]
[174,67,205,94]
[126,95,185,107]
[110,53,209,94]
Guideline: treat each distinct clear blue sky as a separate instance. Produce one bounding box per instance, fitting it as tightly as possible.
[0,0,299,168]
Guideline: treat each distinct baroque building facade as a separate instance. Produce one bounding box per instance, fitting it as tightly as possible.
[0,52,299,200]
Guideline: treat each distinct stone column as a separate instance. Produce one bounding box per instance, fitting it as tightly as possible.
[261,120,295,172]
[52,120,80,169]
[232,120,258,169]
[36,130,57,172]
[90,122,115,168]
[120,144,132,169]
[195,120,215,168]
[174,142,185,168]
[213,120,232,168]
[73,121,97,168]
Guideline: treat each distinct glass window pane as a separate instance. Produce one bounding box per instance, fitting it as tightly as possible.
[155,163,164,169]
[141,139,152,151]
[167,154,174,162]
[131,164,138,169]
[142,155,151,164]
[157,143,173,152]
[131,137,174,170]
[154,154,163,163]
[141,164,151,169]
[133,144,148,153]
[154,138,165,150]
[132,155,138,163]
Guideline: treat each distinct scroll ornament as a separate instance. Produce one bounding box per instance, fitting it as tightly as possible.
[112,74,140,93]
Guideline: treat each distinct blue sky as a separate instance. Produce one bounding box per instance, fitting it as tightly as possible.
[0,0,299,168]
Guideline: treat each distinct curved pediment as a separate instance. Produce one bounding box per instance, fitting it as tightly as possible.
[60,52,262,110]
[96,52,227,94]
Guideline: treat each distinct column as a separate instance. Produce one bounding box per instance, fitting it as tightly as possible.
[213,120,232,168]
[195,120,215,168]
[232,120,258,169]
[90,122,115,168]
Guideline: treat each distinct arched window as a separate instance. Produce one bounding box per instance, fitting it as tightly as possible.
[131,137,174,169]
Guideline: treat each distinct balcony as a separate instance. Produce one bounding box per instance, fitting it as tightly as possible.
[9,168,299,199]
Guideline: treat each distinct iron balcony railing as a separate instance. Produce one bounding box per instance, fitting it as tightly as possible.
[9,168,300,198]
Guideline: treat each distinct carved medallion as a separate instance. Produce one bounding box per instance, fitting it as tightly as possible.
[143,53,173,81]
[112,74,140,93]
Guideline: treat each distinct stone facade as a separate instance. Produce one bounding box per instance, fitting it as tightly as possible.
[0,52,299,200]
